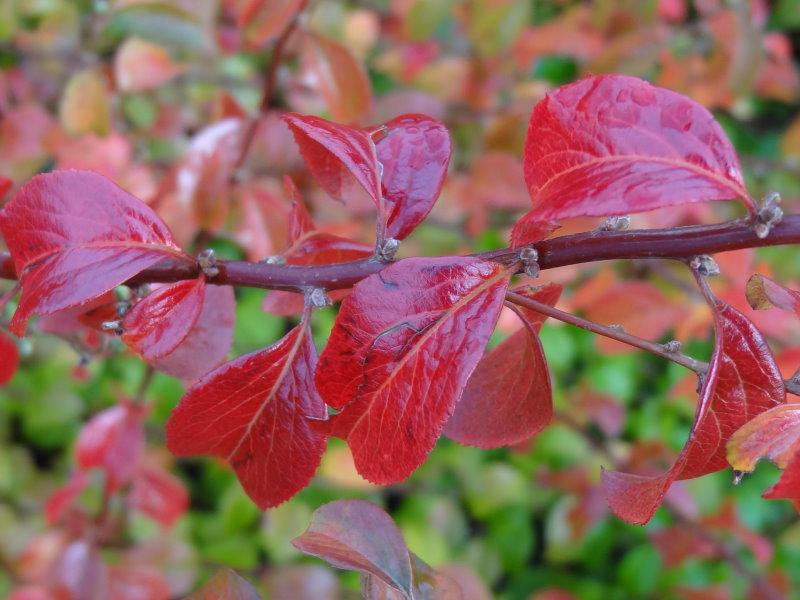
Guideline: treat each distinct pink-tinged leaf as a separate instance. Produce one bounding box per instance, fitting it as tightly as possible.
[292,500,413,599]
[131,464,189,528]
[510,212,560,248]
[122,277,206,360]
[602,300,785,524]
[283,113,381,205]
[376,114,451,240]
[76,403,146,492]
[50,541,109,600]
[746,274,800,314]
[151,285,235,381]
[0,329,19,385]
[166,320,326,509]
[114,37,184,92]
[763,451,800,500]
[285,177,315,242]
[445,283,562,448]
[8,586,55,600]
[316,257,512,484]
[302,31,373,124]
[107,565,171,600]
[186,569,261,600]
[238,0,304,48]
[0,170,188,336]
[264,565,339,600]
[45,471,90,525]
[523,75,753,221]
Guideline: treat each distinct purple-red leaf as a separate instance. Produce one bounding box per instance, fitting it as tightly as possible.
[186,569,261,600]
[445,283,562,448]
[166,321,327,509]
[316,257,512,484]
[283,113,381,205]
[122,277,206,360]
[0,170,188,336]
[377,114,451,240]
[522,75,753,222]
[292,500,413,599]
[0,329,19,386]
[130,464,189,529]
[151,284,235,381]
[602,300,785,524]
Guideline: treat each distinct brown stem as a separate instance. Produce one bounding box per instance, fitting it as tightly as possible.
[506,291,707,373]
[3,215,800,291]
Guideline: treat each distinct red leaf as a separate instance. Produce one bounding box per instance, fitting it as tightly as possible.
[302,31,373,124]
[283,113,381,206]
[50,541,109,600]
[0,329,19,386]
[602,300,785,524]
[510,212,560,248]
[166,320,327,509]
[122,278,206,360]
[0,170,188,336]
[746,273,800,314]
[764,451,800,500]
[292,500,413,598]
[107,565,171,600]
[522,75,753,222]
[376,114,451,240]
[45,471,90,525]
[76,402,146,492]
[131,464,189,528]
[285,176,315,242]
[444,283,562,448]
[186,569,261,600]
[151,284,235,381]
[316,257,512,483]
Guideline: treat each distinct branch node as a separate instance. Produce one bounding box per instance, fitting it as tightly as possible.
[101,320,123,335]
[197,249,220,277]
[597,215,631,232]
[754,192,783,239]
[260,254,287,265]
[689,255,720,277]
[115,301,130,319]
[376,238,400,263]
[732,470,744,485]
[519,247,540,277]
[608,324,625,332]
[305,287,331,308]
[662,340,682,353]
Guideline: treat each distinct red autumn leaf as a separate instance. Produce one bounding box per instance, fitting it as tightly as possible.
[0,329,19,386]
[0,170,189,336]
[50,541,109,600]
[602,300,785,524]
[0,176,12,199]
[302,31,373,124]
[521,74,753,223]
[122,277,206,360]
[292,500,413,599]
[185,569,261,600]
[238,0,304,49]
[130,464,189,528]
[316,257,512,484]
[76,402,146,492]
[283,113,381,206]
[444,283,562,448]
[151,284,235,381]
[509,211,560,248]
[746,273,800,314]
[763,451,800,500]
[285,176,315,241]
[107,565,172,600]
[45,471,90,525]
[114,37,184,93]
[376,114,451,241]
[166,320,327,509]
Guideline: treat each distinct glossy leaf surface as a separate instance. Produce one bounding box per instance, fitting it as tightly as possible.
[283,113,381,205]
[602,300,785,524]
[151,284,235,381]
[0,170,187,336]
[166,321,326,509]
[316,257,511,483]
[445,283,562,448]
[376,114,451,240]
[522,75,753,221]
[292,500,413,599]
[122,277,206,360]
